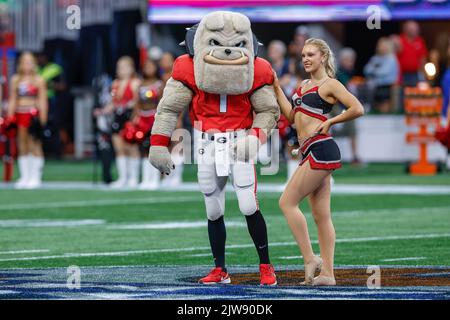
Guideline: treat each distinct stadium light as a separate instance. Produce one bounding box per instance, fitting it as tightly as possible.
[424,62,437,80]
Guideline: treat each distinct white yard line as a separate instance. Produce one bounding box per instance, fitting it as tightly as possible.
[188,253,234,258]
[279,256,303,260]
[330,184,450,195]
[0,206,447,230]
[0,232,448,262]
[331,206,450,218]
[1,191,449,217]
[261,205,450,220]
[108,221,246,230]
[0,246,210,262]
[0,249,50,255]
[2,181,450,194]
[0,196,202,211]
[381,257,427,262]
[0,219,105,228]
[257,183,450,195]
[332,233,450,243]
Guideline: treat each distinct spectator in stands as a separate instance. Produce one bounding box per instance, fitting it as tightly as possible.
[148,46,164,61]
[441,42,450,125]
[267,39,295,95]
[364,37,399,113]
[294,25,309,48]
[0,76,3,106]
[274,31,307,180]
[442,68,450,172]
[430,32,450,87]
[287,26,309,82]
[268,40,289,78]
[332,47,360,165]
[37,52,66,157]
[440,39,450,171]
[278,27,312,180]
[392,20,428,87]
[265,40,290,173]
[337,48,356,86]
[159,52,174,83]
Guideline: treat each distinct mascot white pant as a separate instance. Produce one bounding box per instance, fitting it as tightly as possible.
[194,129,258,221]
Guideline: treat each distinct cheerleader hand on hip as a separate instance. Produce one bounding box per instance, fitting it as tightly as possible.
[315,120,333,135]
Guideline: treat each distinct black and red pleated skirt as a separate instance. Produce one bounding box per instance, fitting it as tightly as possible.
[300,134,342,170]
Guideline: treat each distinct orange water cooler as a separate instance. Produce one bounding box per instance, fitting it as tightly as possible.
[404,87,443,175]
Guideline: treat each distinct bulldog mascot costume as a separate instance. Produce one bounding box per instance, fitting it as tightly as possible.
[149,11,280,285]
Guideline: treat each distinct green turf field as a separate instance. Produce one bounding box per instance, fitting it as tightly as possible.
[3,160,450,185]
[0,186,449,269]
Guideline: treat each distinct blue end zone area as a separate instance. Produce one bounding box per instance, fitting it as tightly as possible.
[0,266,449,300]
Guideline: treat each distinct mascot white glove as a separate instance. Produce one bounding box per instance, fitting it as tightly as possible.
[233,135,261,163]
[149,146,175,175]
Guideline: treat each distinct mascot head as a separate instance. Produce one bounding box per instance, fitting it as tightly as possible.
[184,11,259,95]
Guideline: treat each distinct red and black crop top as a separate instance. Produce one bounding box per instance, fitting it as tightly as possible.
[17,81,39,98]
[111,79,134,107]
[291,80,334,122]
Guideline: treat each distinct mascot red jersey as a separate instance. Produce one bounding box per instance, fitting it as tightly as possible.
[171,54,274,132]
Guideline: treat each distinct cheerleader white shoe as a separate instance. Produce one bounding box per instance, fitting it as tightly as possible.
[127,158,140,188]
[111,157,128,189]
[25,178,42,189]
[109,178,127,189]
[14,178,29,189]
[126,179,139,188]
[15,156,30,189]
[24,156,43,189]
[138,181,159,190]
[139,159,160,190]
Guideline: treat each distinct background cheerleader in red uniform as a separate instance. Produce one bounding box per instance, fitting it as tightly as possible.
[7,52,48,189]
[134,58,163,189]
[96,56,141,188]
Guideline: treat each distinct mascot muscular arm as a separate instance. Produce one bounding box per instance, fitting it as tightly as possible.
[239,85,280,162]
[149,79,192,174]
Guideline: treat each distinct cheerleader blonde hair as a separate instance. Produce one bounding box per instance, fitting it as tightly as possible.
[305,38,336,78]
[17,51,38,77]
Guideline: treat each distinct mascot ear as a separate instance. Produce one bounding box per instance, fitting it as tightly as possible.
[252,33,262,57]
[180,23,199,57]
